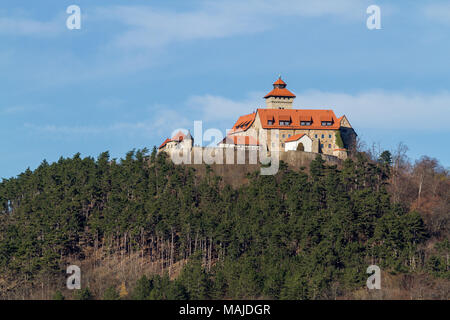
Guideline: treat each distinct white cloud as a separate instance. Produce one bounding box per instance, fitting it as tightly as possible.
[1,104,45,115]
[96,6,266,49]
[24,108,191,139]
[184,90,450,132]
[0,16,61,36]
[96,0,369,49]
[209,0,369,19]
[424,3,450,25]
[23,90,450,146]
[291,90,450,131]
[186,93,262,123]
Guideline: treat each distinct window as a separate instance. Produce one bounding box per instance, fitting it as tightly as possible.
[282,143,285,147]
[328,134,332,138]
[315,134,318,139]
[321,134,325,138]
[267,120,274,125]
[328,144,331,148]
[320,144,324,148]
[288,134,291,137]
[321,121,332,126]
[282,134,285,138]
[301,121,311,126]
[279,120,290,126]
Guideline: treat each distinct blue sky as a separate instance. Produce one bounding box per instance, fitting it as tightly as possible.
[1,0,449,178]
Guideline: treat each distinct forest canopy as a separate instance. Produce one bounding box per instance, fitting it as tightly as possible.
[0,147,448,299]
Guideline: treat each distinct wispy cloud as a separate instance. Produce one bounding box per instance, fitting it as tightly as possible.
[0,15,62,36]
[95,6,266,49]
[184,90,450,132]
[96,0,369,50]
[186,93,262,123]
[24,108,191,139]
[27,89,450,141]
[0,104,45,115]
[290,90,450,131]
[423,3,450,25]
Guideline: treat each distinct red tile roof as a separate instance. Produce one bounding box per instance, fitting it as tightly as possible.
[221,135,260,146]
[257,108,341,130]
[299,114,312,122]
[264,77,296,98]
[278,114,291,121]
[230,112,256,133]
[273,78,286,85]
[171,131,186,142]
[285,133,306,142]
[158,138,172,149]
[264,87,296,98]
[159,131,187,149]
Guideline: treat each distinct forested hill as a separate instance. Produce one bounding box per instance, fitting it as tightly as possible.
[0,147,448,300]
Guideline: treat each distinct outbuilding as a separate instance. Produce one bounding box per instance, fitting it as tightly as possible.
[284,133,312,152]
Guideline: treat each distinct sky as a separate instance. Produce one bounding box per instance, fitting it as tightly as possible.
[1,0,449,178]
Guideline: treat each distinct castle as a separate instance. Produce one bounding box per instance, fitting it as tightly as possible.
[159,77,357,160]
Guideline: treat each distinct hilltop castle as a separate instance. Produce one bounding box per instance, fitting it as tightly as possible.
[159,77,357,160]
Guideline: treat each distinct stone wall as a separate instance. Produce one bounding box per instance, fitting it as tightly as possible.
[167,147,342,187]
[280,150,341,169]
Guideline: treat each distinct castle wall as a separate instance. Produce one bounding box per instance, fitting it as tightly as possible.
[168,147,341,167]
[228,119,349,157]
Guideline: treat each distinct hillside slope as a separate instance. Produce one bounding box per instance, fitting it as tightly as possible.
[0,148,448,299]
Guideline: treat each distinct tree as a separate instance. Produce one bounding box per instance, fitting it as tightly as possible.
[103,286,120,300]
[179,253,211,299]
[73,288,93,300]
[379,150,392,166]
[52,290,65,300]
[119,282,128,299]
[0,147,445,300]
[131,275,152,300]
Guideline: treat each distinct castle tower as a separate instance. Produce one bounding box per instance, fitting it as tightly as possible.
[183,131,193,149]
[264,77,296,109]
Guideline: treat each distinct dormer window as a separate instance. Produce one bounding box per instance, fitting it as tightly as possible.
[320,115,333,126]
[267,119,274,125]
[279,115,291,126]
[300,115,312,126]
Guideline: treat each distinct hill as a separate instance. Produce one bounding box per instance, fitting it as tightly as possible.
[0,147,448,300]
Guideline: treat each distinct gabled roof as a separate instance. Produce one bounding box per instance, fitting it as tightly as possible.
[171,131,186,142]
[159,131,188,149]
[285,133,307,142]
[158,138,172,149]
[273,78,286,86]
[230,112,256,133]
[264,77,296,98]
[220,135,260,146]
[257,108,341,130]
[264,87,296,99]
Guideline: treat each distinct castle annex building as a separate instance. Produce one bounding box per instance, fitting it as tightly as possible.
[159,77,357,160]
